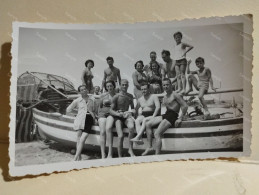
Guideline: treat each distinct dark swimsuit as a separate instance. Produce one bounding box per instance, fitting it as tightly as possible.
[175,58,187,66]
[162,109,179,127]
[81,113,94,134]
[113,115,127,124]
[98,94,112,118]
[142,111,154,117]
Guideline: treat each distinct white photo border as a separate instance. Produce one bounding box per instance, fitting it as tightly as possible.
[9,15,253,176]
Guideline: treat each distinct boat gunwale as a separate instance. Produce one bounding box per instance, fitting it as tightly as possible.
[32,108,243,128]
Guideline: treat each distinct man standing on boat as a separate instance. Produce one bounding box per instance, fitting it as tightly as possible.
[101,56,121,93]
[108,79,136,158]
[161,50,178,90]
[144,78,188,155]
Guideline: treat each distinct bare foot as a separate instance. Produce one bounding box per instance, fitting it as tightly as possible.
[185,88,193,95]
[131,137,144,145]
[204,110,210,116]
[142,147,154,156]
[136,139,144,145]
[130,137,139,142]
[84,155,91,160]
[128,150,135,157]
[203,111,210,120]
[73,155,82,161]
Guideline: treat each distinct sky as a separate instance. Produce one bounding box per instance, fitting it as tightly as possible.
[17,22,244,101]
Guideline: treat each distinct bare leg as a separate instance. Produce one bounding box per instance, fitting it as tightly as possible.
[142,116,163,156]
[98,118,106,159]
[106,116,114,158]
[154,120,172,155]
[74,132,89,161]
[179,64,187,94]
[125,118,135,157]
[74,130,82,160]
[131,115,146,144]
[115,120,124,158]
[198,88,209,115]
[186,75,199,94]
[175,65,181,92]
[134,116,144,136]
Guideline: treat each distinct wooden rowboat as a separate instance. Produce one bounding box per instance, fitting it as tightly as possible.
[32,108,243,155]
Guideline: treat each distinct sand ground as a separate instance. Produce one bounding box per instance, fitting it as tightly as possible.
[15,141,100,166]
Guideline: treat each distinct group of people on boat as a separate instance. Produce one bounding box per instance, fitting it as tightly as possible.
[66,31,217,160]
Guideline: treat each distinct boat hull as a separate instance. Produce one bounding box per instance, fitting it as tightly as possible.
[32,108,243,154]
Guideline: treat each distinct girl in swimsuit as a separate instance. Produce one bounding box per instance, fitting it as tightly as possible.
[186,57,217,116]
[132,60,148,99]
[147,61,163,94]
[97,80,116,159]
[81,59,94,94]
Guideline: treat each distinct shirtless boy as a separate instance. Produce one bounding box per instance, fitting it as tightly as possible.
[173,31,194,94]
[107,79,136,158]
[186,57,217,116]
[102,56,121,92]
[143,78,188,155]
[130,82,160,147]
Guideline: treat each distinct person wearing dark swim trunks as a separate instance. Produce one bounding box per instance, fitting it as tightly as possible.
[130,82,160,152]
[97,80,116,159]
[107,79,136,158]
[144,78,188,155]
[173,31,194,94]
[162,109,179,127]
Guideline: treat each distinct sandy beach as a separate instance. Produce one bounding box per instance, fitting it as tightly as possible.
[15,140,100,166]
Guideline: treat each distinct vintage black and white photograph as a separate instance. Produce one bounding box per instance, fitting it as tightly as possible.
[9,15,252,176]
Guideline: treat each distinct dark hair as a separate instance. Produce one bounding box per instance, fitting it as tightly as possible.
[150,51,156,56]
[134,60,144,69]
[140,81,150,88]
[78,85,87,92]
[162,78,172,84]
[161,50,170,56]
[195,57,205,64]
[85,59,94,67]
[106,56,114,61]
[150,61,160,71]
[104,80,116,91]
[173,31,183,38]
